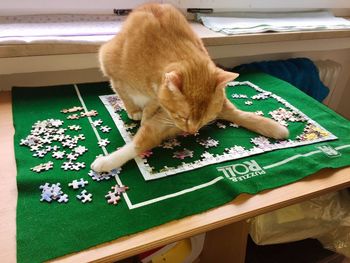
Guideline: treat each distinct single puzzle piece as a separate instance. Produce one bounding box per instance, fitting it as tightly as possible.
[30,145,42,152]
[50,183,63,200]
[80,110,98,117]
[31,161,53,173]
[88,168,121,181]
[173,148,193,160]
[62,140,77,149]
[100,125,111,133]
[56,128,67,135]
[124,123,138,130]
[46,145,60,152]
[105,191,121,205]
[33,149,48,158]
[49,119,64,127]
[98,139,110,147]
[40,191,53,202]
[229,122,239,128]
[68,178,88,189]
[67,114,80,120]
[111,184,129,195]
[68,125,81,131]
[162,138,181,149]
[61,161,73,171]
[251,91,272,100]
[232,94,248,99]
[201,151,215,160]
[216,122,226,129]
[92,119,103,127]
[39,183,50,191]
[251,136,272,148]
[197,137,219,148]
[74,134,85,141]
[72,162,85,171]
[225,145,247,155]
[73,145,88,155]
[52,150,65,159]
[57,194,69,203]
[66,152,79,161]
[61,106,83,113]
[245,100,253,105]
[40,137,52,145]
[76,190,92,203]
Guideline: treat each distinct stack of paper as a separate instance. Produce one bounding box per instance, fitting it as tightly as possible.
[0,14,123,44]
[199,11,350,35]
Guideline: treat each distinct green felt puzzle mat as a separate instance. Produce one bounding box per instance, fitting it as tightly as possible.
[13,72,350,263]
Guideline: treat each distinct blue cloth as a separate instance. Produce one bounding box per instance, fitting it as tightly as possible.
[234,58,329,102]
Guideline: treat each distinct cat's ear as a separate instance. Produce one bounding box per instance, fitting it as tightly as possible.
[216,69,239,88]
[165,71,183,93]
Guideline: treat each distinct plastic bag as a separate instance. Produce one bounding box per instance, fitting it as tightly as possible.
[249,189,350,257]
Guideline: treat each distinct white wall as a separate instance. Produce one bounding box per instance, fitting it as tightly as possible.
[1,0,350,15]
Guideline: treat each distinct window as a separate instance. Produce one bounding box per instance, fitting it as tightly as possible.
[1,0,349,16]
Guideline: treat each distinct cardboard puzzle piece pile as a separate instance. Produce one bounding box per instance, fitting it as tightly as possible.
[20,106,127,206]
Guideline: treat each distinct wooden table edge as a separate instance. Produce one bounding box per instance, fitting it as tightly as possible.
[1,91,349,263]
[50,167,350,263]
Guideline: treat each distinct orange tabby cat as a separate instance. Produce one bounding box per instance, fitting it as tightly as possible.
[91,3,289,172]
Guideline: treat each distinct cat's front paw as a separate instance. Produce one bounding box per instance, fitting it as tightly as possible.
[128,111,142,121]
[91,156,116,172]
[270,124,289,140]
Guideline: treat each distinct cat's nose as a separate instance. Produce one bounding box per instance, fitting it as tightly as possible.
[187,125,199,134]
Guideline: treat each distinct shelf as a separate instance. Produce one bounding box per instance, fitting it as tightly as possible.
[1,21,350,58]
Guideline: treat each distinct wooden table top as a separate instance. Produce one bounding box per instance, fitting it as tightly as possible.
[1,90,349,263]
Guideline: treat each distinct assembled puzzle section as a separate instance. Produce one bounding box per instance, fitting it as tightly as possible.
[100,81,337,181]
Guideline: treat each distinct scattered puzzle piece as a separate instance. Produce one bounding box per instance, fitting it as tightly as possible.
[80,110,98,117]
[232,94,248,99]
[76,190,92,203]
[61,106,83,113]
[52,151,65,159]
[88,168,121,181]
[111,184,129,195]
[67,114,80,120]
[105,184,129,205]
[92,119,103,127]
[73,145,88,155]
[61,161,73,171]
[105,191,121,205]
[98,139,110,147]
[197,137,219,148]
[68,125,81,131]
[31,161,53,173]
[216,122,226,129]
[162,138,181,149]
[100,125,111,133]
[68,178,88,189]
[173,149,193,160]
[57,194,69,203]
[33,149,48,158]
[39,182,68,203]
[66,152,79,161]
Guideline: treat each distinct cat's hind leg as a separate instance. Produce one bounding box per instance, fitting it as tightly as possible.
[218,99,289,139]
[110,79,143,120]
[91,111,180,172]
